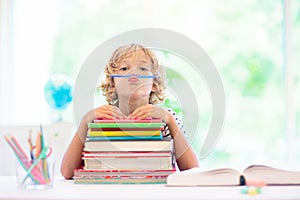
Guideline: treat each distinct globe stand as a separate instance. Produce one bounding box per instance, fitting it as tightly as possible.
[50,109,64,122]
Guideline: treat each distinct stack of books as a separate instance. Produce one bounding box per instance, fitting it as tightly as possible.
[74,119,175,184]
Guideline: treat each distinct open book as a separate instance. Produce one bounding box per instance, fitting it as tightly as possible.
[167,165,300,186]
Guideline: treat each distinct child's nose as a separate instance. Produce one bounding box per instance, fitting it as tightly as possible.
[128,67,139,75]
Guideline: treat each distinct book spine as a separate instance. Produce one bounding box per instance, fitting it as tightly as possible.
[86,135,163,141]
[87,130,161,137]
[93,119,162,123]
[88,122,162,129]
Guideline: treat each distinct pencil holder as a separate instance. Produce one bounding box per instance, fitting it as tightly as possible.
[15,158,55,189]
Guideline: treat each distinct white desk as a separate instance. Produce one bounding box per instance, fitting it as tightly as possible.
[1,176,300,200]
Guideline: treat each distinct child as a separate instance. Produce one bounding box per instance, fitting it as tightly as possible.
[60,43,199,179]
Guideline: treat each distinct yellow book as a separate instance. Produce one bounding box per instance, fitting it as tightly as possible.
[88,130,161,137]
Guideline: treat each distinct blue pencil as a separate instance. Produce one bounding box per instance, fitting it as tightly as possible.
[110,74,157,78]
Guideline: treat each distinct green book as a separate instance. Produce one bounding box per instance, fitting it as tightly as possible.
[89,119,163,129]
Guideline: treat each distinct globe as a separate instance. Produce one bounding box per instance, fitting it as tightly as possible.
[44,74,73,111]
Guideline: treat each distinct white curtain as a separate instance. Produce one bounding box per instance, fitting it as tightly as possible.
[0,0,15,124]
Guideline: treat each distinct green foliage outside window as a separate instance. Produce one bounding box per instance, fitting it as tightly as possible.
[49,1,300,167]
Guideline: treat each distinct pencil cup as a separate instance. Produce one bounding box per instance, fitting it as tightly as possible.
[15,158,55,189]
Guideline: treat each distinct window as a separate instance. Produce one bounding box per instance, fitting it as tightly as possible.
[1,0,299,167]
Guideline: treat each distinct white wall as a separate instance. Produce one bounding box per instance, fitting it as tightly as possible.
[0,0,15,124]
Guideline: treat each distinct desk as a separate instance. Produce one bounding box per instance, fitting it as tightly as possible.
[0,176,300,200]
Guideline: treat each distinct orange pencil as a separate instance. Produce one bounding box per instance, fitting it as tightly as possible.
[35,132,42,159]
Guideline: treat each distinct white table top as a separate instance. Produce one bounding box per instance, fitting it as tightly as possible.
[1,176,300,200]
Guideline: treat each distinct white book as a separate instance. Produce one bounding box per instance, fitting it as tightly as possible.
[83,156,173,170]
[167,165,300,186]
[84,139,172,152]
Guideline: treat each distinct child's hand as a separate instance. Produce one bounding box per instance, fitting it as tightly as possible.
[94,105,127,119]
[128,105,171,123]
[83,105,127,123]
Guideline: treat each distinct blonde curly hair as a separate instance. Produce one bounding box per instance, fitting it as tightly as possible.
[99,43,166,106]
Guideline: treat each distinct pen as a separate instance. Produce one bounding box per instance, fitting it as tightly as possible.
[27,130,34,161]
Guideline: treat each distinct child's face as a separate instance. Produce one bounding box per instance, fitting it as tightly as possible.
[113,50,155,100]
[115,51,153,76]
